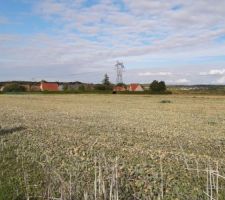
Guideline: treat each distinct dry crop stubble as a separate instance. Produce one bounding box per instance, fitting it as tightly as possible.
[0,94,225,199]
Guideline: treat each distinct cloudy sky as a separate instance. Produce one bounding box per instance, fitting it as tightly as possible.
[1,0,225,84]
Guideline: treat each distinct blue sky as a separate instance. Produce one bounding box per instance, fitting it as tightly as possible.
[1,0,225,84]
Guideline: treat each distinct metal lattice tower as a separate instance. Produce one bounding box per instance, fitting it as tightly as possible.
[115,61,125,84]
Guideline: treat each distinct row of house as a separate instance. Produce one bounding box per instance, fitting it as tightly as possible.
[114,84,144,92]
[41,83,145,92]
[0,81,144,92]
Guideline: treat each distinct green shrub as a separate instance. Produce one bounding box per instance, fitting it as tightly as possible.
[94,84,113,91]
[160,100,172,103]
[78,84,85,91]
[3,83,26,92]
[63,84,69,91]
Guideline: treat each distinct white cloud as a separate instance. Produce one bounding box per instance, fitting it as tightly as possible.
[138,72,172,76]
[200,69,225,76]
[174,78,190,84]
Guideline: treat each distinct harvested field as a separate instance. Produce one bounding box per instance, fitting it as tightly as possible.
[1,94,225,199]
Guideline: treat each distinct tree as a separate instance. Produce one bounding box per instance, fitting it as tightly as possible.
[149,80,167,93]
[94,74,113,91]
[102,74,110,86]
[158,81,166,92]
[150,80,160,92]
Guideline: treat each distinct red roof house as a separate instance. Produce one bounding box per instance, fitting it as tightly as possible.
[40,82,59,91]
[127,84,144,92]
[113,86,126,92]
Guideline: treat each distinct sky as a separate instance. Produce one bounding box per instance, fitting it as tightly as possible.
[1,0,225,84]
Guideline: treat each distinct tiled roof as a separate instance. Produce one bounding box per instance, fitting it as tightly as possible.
[129,84,139,91]
[41,82,58,91]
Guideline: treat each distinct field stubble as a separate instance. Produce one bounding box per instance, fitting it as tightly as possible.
[0,94,225,199]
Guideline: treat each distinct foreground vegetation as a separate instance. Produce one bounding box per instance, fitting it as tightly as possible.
[1,94,225,199]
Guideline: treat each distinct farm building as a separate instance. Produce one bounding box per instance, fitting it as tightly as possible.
[127,84,144,92]
[113,85,126,92]
[40,82,59,91]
